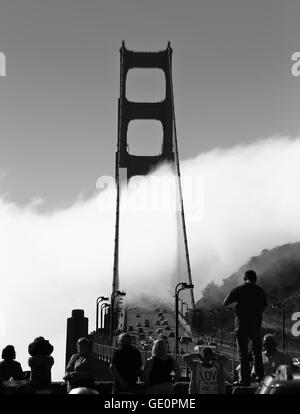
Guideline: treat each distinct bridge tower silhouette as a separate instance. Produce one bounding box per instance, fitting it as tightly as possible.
[111,42,195,340]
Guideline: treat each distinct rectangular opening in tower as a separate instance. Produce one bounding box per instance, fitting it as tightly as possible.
[127,119,163,156]
[126,68,166,102]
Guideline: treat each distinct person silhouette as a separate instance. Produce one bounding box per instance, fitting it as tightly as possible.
[64,337,98,393]
[28,337,54,391]
[224,270,267,385]
[0,345,23,381]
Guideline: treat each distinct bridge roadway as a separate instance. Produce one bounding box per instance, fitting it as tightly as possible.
[93,337,300,377]
[93,304,300,381]
[94,305,240,377]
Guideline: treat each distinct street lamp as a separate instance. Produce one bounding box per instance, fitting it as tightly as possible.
[178,298,183,315]
[209,309,219,341]
[272,302,286,351]
[219,309,223,346]
[175,282,194,354]
[96,296,109,332]
[100,302,110,330]
[209,310,215,335]
[104,303,111,333]
[110,290,126,346]
[185,306,191,325]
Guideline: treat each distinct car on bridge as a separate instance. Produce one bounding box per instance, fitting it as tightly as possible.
[180,336,192,345]
[160,334,168,341]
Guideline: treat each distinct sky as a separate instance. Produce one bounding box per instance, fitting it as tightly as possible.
[0,0,300,208]
[1,0,300,380]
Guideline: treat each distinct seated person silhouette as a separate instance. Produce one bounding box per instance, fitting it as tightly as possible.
[64,337,98,393]
[0,345,23,381]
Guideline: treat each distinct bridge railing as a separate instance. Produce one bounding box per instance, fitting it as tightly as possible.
[92,341,237,378]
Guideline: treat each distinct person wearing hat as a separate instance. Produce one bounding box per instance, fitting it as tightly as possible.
[28,336,54,391]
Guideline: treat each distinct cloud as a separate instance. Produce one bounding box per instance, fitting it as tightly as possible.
[184,136,300,287]
[1,136,300,379]
[0,167,178,380]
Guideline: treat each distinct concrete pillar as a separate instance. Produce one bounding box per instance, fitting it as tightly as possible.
[65,309,88,367]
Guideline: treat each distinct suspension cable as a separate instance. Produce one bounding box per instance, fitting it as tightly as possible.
[167,43,195,309]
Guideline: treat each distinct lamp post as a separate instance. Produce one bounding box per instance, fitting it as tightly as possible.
[186,306,191,325]
[101,303,110,330]
[110,290,126,346]
[224,307,236,371]
[96,296,108,332]
[178,298,183,315]
[175,282,194,354]
[219,309,223,346]
[104,304,111,333]
[272,302,286,351]
[209,309,218,340]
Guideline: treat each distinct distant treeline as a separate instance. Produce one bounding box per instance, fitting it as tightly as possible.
[192,242,300,335]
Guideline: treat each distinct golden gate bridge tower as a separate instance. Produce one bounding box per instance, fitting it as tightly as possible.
[111,42,195,343]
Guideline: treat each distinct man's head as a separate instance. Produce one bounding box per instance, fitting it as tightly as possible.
[244,269,257,283]
[201,347,214,363]
[118,333,131,348]
[263,334,277,354]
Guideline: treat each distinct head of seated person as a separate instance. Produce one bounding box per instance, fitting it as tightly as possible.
[69,387,99,394]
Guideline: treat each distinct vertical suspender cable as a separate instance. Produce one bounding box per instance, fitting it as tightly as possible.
[112,42,125,310]
[167,44,195,309]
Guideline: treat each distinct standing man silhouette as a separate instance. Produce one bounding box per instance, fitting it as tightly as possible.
[223,270,267,386]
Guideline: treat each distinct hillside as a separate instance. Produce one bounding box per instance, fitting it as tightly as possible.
[194,242,300,340]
